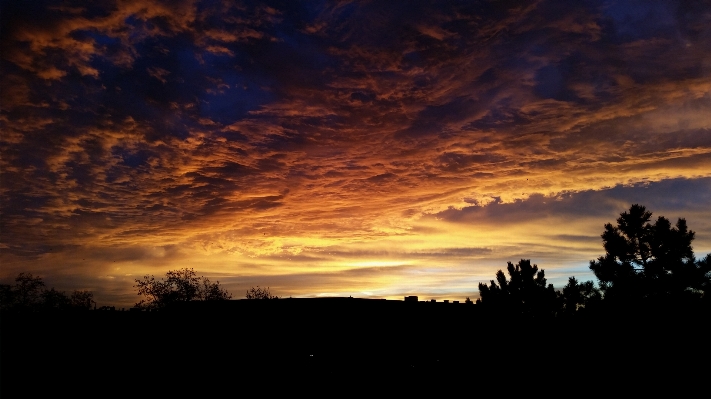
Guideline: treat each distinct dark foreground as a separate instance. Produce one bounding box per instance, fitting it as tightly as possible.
[2,298,709,396]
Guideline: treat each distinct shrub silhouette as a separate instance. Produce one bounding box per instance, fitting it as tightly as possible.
[245,286,277,299]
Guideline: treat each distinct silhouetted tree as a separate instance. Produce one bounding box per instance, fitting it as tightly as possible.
[589,204,709,303]
[134,268,231,310]
[199,278,231,301]
[246,286,277,299]
[696,254,711,298]
[0,284,12,310]
[0,273,47,312]
[477,259,557,318]
[42,288,71,310]
[557,276,601,316]
[0,273,96,312]
[70,290,96,310]
[12,272,46,311]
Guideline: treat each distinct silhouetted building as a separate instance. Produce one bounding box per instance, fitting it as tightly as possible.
[404,296,418,302]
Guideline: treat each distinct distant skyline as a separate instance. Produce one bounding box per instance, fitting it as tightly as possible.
[2,0,710,308]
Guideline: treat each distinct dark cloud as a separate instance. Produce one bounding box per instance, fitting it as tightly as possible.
[431,178,711,227]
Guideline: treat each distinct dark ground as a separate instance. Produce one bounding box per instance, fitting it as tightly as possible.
[2,298,708,396]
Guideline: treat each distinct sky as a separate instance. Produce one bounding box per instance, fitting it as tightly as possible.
[1,0,711,308]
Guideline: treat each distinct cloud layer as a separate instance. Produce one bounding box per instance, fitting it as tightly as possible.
[2,0,711,306]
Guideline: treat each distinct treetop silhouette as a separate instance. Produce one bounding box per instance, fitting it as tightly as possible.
[589,204,709,303]
[558,276,601,316]
[477,259,558,317]
[0,273,95,312]
[246,286,278,299]
[134,268,231,310]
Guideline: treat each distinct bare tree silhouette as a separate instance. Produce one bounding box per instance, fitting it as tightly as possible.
[246,286,278,299]
[0,273,95,312]
[134,268,231,309]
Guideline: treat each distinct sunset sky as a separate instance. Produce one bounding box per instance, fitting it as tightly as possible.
[2,0,710,308]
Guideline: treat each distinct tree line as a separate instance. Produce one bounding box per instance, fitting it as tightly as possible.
[132,271,278,309]
[0,268,276,312]
[0,273,95,312]
[2,204,710,314]
[478,204,711,318]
